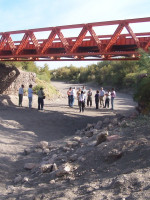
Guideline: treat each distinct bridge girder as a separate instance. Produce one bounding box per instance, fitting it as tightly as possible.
[0,17,150,62]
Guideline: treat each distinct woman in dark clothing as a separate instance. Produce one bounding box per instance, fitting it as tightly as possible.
[95,90,100,109]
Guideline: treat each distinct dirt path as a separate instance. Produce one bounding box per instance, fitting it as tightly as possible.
[0,81,137,197]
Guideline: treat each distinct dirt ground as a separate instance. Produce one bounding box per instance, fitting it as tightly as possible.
[0,81,140,199]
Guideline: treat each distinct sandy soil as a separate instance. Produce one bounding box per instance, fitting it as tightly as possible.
[0,81,137,199]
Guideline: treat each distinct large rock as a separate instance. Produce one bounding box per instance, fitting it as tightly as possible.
[95,131,108,146]
[0,64,20,94]
[0,64,36,95]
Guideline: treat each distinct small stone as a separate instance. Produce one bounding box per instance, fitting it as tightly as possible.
[73,136,82,142]
[95,121,102,129]
[66,141,79,148]
[43,148,50,154]
[52,163,58,171]
[14,175,22,183]
[107,135,121,142]
[85,131,93,137]
[62,146,70,152]
[111,118,118,125]
[120,120,128,127]
[23,177,29,182]
[37,141,49,149]
[40,164,53,173]
[50,179,55,184]
[108,123,113,130]
[106,149,123,163]
[85,123,93,130]
[52,154,57,159]
[78,156,86,162]
[97,121,103,126]
[24,148,31,155]
[56,163,73,177]
[69,154,78,162]
[24,163,37,170]
[92,129,99,135]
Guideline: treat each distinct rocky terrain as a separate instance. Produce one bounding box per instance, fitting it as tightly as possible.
[0,81,149,200]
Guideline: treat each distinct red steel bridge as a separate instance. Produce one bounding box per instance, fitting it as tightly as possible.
[0,17,150,62]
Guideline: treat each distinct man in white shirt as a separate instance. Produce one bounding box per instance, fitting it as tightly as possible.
[99,87,105,107]
[82,86,87,106]
[18,85,24,107]
[79,91,85,112]
[28,84,33,108]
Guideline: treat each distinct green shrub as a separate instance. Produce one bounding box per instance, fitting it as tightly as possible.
[33,85,43,94]
[37,73,50,82]
[134,76,150,114]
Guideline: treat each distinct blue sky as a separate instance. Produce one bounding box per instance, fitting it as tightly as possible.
[0,0,150,69]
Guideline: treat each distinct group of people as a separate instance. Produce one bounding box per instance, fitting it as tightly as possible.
[18,84,45,110]
[95,87,116,110]
[67,86,116,112]
[18,84,116,112]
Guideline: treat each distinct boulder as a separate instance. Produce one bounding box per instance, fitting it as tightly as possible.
[24,163,37,170]
[95,131,108,146]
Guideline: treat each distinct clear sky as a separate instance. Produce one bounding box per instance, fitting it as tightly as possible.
[0,0,149,69]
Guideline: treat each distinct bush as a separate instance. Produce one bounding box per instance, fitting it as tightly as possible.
[34,78,59,99]
[33,85,43,95]
[134,76,150,114]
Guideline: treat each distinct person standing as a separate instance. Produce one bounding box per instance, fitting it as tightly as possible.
[71,87,76,107]
[82,86,87,106]
[77,88,81,106]
[87,88,92,107]
[104,90,111,108]
[95,90,100,109]
[99,87,105,107]
[18,84,24,107]
[79,91,85,112]
[28,84,33,108]
[111,88,116,110]
[67,87,72,107]
[38,87,45,110]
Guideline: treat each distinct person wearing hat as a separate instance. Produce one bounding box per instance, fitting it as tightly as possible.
[37,87,45,110]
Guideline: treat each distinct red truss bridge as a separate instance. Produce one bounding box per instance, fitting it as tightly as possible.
[0,17,150,62]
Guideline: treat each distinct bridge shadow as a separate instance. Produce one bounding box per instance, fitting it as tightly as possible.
[0,103,148,199]
[0,93,137,199]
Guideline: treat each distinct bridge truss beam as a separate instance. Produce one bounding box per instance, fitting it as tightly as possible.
[0,17,150,62]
